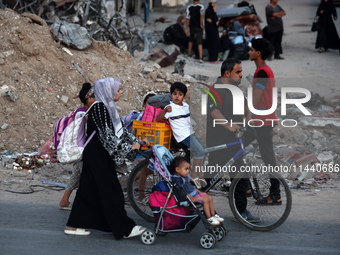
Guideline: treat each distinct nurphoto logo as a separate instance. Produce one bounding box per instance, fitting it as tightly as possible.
[200,84,312,128]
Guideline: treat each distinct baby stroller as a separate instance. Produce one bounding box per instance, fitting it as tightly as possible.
[140,144,227,249]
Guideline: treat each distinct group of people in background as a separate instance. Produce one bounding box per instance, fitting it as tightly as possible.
[183,0,285,62]
[164,0,339,62]
[182,0,287,62]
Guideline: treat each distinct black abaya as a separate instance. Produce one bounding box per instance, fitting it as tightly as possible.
[205,4,220,62]
[315,0,340,51]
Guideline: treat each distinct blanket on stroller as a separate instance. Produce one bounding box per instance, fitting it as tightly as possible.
[149,191,191,231]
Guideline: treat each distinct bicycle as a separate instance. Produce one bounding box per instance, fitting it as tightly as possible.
[127,128,292,231]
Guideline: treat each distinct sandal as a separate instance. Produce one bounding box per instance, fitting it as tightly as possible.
[60,203,72,211]
[137,197,149,205]
[255,196,282,205]
[64,227,91,235]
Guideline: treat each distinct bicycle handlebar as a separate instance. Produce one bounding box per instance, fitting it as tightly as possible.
[236,126,247,139]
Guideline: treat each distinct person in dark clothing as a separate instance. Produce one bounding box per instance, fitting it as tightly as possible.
[315,0,340,53]
[206,58,260,223]
[186,0,205,62]
[163,15,199,57]
[246,38,281,204]
[164,15,189,50]
[205,1,220,63]
[265,0,286,60]
[65,77,148,239]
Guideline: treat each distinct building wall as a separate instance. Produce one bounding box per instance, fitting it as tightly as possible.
[161,0,188,6]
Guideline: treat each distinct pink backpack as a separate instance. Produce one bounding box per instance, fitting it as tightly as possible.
[141,105,169,126]
[53,107,86,149]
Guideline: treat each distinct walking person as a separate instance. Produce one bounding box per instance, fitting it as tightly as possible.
[186,0,204,63]
[59,83,96,210]
[205,0,220,63]
[206,58,260,222]
[64,77,148,239]
[265,0,286,60]
[245,38,281,205]
[315,0,340,53]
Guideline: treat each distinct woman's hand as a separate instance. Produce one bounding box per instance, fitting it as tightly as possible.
[142,139,149,147]
[131,142,141,151]
[206,18,212,23]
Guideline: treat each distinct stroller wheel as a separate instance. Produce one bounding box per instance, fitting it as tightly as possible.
[212,225,226,241]
[199,232,216,249]
[140,229,156,245]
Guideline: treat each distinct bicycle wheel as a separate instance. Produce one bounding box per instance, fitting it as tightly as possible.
[229,170,292,231]
[127,159,162,222]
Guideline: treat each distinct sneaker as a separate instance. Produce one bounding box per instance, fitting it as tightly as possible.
[199,58,204,63]
[208,217,220,225]
[213,214,224,222]
[233,209,261,223]
[274,55,284,60]
[123,225,146,238]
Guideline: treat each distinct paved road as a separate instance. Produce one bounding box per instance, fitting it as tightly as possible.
[1,190,339,255]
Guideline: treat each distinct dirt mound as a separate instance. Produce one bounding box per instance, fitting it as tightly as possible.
[0,8,188,154]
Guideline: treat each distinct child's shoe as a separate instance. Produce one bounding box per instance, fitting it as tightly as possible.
[213,214,224,222]
[208,217,220,225]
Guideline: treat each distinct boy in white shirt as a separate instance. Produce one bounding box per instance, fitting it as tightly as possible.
[157,82,206,188]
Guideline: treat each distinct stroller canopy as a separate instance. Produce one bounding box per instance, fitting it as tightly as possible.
[152,144,174,181]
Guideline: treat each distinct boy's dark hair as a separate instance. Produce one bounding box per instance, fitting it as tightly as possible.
[79,82,92,105]
[170,82,187,96]
[169,156,189,175]
[251,38,273,60]
[221,58,241,77]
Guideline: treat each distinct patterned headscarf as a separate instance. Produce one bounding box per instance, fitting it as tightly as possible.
[94,77,123,137]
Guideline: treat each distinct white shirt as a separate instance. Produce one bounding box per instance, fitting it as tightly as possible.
[164,101,191,143]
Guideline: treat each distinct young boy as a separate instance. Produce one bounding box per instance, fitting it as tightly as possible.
[170,156,224,225]
[156,82,206,188]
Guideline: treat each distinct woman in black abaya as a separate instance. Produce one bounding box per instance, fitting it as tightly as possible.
[65,77,148,239]
[315,0,340,53]
[205,1,220,62]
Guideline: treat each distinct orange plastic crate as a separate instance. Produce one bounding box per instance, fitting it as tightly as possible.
[132,120,172,150]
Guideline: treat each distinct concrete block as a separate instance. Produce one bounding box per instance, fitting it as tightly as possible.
[1,123,9,130]
[294,134,309,144]
[300,117,340,127]
[60,95,69,105]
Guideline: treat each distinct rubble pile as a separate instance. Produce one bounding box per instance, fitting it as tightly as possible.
[1,0,138,50]
[0,8,192,154]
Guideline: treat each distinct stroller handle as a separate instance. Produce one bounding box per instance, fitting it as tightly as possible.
[135,141,153,159]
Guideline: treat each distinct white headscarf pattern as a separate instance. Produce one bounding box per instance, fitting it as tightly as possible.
[94,77,123,138]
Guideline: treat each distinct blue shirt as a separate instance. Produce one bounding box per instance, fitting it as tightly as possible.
[172,175,198,197]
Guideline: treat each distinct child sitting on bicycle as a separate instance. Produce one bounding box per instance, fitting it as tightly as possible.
[170,156,224,225]
[156,82,207,189]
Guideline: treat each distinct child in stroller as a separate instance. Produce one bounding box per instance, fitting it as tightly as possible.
[170,156,224,226]
[140,144,226,248]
